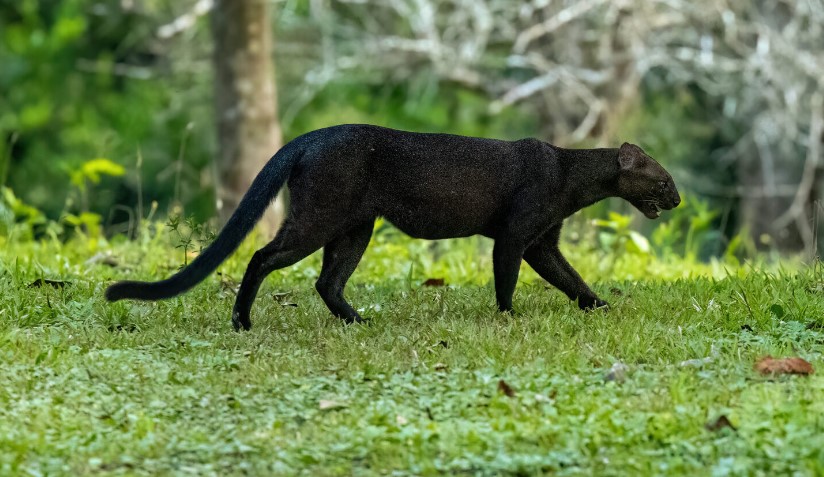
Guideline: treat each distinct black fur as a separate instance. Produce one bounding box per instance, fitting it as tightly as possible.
[106,124,680,330]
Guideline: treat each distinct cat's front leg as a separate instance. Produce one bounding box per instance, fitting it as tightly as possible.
[523,228,608,311]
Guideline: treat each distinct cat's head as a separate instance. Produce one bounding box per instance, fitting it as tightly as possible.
[616,143,680,219]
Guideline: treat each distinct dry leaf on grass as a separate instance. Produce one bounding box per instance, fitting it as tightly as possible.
[219,278,239,296]
[271,292,298,307]
[705,415,736,432]
[754,356,814,376]
[422,278,445,287]
[604,362,629,382]
[318,400,347,410]
[497,379,516,397]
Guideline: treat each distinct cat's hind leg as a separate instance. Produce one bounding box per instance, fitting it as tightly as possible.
[315,220,374,323]
[231,219,328,331]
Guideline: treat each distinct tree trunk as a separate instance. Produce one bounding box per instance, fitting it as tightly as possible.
[211,0,285,235]
[737,146,804,251]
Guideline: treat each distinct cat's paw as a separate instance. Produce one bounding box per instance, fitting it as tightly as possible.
[232,310,252,331]
[341,314,370,325]
[497,304,515,315]
[579,297,609,311]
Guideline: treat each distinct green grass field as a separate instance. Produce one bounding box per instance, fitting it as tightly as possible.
[1,229,822,476]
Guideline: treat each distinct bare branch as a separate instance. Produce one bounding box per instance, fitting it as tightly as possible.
[157,0,214,40]
[513,0,613,53]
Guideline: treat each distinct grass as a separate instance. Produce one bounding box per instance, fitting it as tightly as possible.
[0,228,822,476]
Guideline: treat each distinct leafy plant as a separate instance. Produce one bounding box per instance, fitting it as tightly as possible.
[593,212,652,256]
[51,158,126,246]
[166,213,215,267]
[67,157,125,213]
[62,212,102,243]
[0,186,47,239]
[651,195,720,260]
[68,158,126,191]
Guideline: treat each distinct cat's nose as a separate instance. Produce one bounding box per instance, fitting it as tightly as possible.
[673,194,681,207]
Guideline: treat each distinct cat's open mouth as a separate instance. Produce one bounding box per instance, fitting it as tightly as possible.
[636,200,666,219]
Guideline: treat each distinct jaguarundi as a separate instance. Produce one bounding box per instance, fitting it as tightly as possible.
[106,124,680,330]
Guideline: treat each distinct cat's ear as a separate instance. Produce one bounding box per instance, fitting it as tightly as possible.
[618,142,641,170]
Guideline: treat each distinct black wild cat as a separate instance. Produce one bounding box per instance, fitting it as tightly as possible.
[106,124,680,330]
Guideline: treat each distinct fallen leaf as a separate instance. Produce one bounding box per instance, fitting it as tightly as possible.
[422,278,445,287]
[807,282,824,294]
[318,400,347,410]
[705,415,736,432]
[271,292,297,307]
[604,362,629,383]
[28,278,69,289]
[219,278,239,296]
[497,379,516,397]
[754,356,814,376]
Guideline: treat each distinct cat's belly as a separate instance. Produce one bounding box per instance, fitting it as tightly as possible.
[379,200,497,239]
[370,168,511,239]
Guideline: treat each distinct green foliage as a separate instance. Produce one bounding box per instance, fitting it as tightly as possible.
[68,157,125,190]
[0,185,46,237]
[594,212,652,256]
[651,196,725,260]
[0,157,120,245]
[61,211,102,244]
[62,158,125,246]
[0,230,819,475]
[0,1,216,221]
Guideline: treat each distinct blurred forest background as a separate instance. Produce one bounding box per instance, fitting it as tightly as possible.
[1,0,822,259]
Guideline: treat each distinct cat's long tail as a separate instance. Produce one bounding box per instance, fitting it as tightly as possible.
[105,143,301,302]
